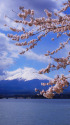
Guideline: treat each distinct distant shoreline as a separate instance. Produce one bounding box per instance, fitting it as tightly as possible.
[0,93,70,99]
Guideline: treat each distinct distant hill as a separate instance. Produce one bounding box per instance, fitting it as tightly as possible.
[0,79,70,98]
[0,79,49,96]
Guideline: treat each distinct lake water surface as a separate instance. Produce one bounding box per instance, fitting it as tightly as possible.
[0,99,70,125]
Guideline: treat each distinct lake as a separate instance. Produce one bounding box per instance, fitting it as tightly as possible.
[0,99,70,125]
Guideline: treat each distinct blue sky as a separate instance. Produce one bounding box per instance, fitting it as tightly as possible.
[0,0,70,81]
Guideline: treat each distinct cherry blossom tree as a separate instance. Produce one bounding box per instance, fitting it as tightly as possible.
[5,0,70,98]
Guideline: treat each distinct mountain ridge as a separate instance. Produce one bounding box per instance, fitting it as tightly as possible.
[0,79,70,97]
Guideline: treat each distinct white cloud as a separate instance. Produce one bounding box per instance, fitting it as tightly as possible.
[52,0,68,17]
[52,0,68,7]
[24,50,52,63]
[60,43,70,57]
[0,0,25,31]
[0,67,52,81]
[65,44,70,54]
[53,9,65,16]
[0,32,23,73]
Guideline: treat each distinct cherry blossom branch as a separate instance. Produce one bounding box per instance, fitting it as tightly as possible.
[5,0,70,98]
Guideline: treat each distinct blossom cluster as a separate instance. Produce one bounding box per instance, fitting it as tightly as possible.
[35,75,69,98]
[39,53,70,74]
